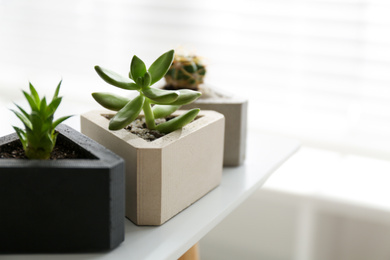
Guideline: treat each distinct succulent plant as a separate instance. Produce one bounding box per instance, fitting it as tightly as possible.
[164,53,206,90]
[11,81,72,159]
[93,49,201,134]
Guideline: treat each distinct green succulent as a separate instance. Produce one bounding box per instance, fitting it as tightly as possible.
[92,49,201,133]
[11,81,72,159]
[164,54,206,90]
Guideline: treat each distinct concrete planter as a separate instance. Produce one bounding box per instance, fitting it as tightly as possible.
[0,124,125,253]
[81,110,224,226]
[180,85,248,166]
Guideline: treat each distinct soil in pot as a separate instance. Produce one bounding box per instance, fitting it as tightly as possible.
[0,134,97,160]
[103,114,200,142]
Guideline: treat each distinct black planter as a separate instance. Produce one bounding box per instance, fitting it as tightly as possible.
[0,124,125,253]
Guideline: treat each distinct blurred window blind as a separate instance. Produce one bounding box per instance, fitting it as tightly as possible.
[1,0,390,158]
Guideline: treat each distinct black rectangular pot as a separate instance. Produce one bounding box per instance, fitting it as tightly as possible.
[0,124,125,253]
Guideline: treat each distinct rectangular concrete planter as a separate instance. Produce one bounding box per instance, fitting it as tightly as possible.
[181,85,247,166]
[0,124,125,253]
[81,110,224,226]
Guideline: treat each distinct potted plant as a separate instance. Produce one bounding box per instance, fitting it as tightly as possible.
[0,81,125,253]
[163,52,248,166]
[81,49,224,225]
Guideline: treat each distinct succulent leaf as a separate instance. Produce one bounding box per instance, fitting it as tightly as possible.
[53,80,62,100]
[142,87,179,104]
[95,66,140,90]
[155,108,200,134]
[148,49,174,85]
[14,103,29,119]
[48,97,62,117]
[52,115,72,129]
[152,104,180,119]
[11,109,32,130]
[169,89,201,105]
[92,92,131,111]
[130,55,147,80]
[29,82,40,107]
[13,126,27,149]
[12,81,71,159]
[23,91,38,111]
[109,95,145,130]
[93,49,201,135]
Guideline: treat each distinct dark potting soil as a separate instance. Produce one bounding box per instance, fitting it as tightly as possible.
[0,134,96,160]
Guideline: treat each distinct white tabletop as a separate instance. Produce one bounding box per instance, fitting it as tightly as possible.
[2,131,299,260]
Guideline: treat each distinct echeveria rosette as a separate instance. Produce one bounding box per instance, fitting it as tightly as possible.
[11,81,72,159]
[92,49,202,134]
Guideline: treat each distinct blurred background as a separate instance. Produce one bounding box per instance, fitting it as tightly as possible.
[2,0,390,259]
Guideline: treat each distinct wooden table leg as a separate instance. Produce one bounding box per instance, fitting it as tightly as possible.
[178,243,200,260]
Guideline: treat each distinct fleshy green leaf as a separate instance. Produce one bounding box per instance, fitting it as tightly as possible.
[155,108,200,134]
[92,92,131,111]
[130,55,147,81]
[109,95,145,130]
[152,105,180,119]
[169,89,202,105]
[148,49,175,85]
[142,87,179,104]
[136,71,152,89]
[95,66,140,90]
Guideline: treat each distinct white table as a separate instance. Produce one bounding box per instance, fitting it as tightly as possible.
[3,131,299,260]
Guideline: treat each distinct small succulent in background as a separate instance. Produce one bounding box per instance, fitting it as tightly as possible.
[93,49,201,134]
[11,81,72,160]
[164,53,206,91]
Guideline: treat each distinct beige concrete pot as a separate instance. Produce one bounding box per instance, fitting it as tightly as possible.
[80,110,224,226]
[180,85,247,166]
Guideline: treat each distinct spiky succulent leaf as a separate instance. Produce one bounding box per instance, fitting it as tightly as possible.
[23,91,38,111]
[52,115,73,129]
[14,103,29,121]
[12,81,71,159]
[29,82,40,107]
[13,126,27,149]
[48,97,62,117]
[53,80,62,100]
[11,109,32,130]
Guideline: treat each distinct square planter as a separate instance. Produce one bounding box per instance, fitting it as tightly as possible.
[0,124,125,253]
[180,85,248,166]
[81,110,224,225]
